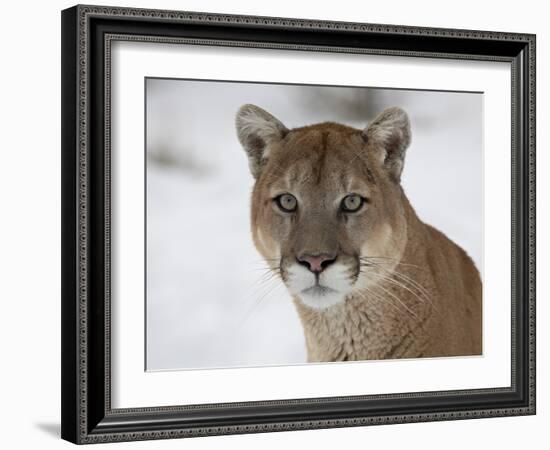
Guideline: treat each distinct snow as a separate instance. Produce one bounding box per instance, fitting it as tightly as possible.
[145,79,482,371]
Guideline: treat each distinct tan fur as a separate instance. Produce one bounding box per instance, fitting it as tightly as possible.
[236,105,482,361]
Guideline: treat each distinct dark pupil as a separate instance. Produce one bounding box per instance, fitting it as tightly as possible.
[282,195,294,209]
[346,196,359,209]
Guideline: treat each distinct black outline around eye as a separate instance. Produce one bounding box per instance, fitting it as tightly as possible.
[275,194,298,213]
[341,194,365,213]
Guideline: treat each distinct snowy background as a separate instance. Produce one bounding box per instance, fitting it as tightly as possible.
[145,78,482,371]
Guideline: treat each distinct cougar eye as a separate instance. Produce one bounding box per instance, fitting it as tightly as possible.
[341,194,364,212]
[275,193,298,212]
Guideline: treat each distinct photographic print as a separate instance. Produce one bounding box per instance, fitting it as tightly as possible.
[145,79,483,371]
[62,6,535,443]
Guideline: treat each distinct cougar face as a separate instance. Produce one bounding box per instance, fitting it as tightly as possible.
[236,105,411,309]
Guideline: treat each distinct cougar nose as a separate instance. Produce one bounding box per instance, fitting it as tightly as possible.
[297,253,337,273]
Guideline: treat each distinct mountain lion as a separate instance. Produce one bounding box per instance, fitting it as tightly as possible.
[236,104,482,362]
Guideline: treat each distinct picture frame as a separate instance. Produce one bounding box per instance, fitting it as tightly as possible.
[61,4,536,444]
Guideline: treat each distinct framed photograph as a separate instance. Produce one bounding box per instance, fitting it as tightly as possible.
[61,4,536,444]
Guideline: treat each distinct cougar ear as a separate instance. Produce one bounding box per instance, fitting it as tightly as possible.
[235,104,289,178]
[363,107,411,183]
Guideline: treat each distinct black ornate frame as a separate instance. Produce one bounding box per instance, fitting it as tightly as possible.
[61,4,536,444]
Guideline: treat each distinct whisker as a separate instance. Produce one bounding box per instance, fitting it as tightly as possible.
[254,279,282,304]
[356,288,409,318]
[360,256,426,271]
[246,269,279,291]
[247,258,280,266]
[367,270,429,308]
[375,283,418,319]
[366,261,438,313]
[383,267,434,305]
[363,259,429,295]
[393,271,432,299]
[237,275,286,327]
[365,265,427,299]
[259,266,283,283]
[250,266,280,274]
